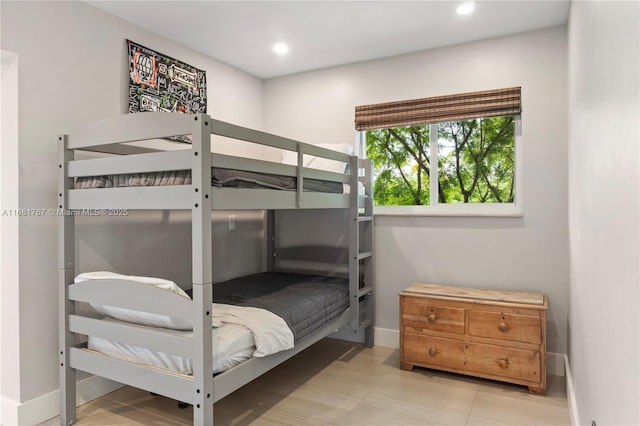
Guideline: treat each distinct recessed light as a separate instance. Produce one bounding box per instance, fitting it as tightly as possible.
[272,42,289,56]
[456,2,475,15]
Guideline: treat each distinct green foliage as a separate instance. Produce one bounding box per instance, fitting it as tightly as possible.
[367,126,430,205]
[366,116,515,206]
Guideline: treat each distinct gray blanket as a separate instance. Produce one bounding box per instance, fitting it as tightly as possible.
[211,168,342,193]
[188,272,349,342]
[74,168,343,193]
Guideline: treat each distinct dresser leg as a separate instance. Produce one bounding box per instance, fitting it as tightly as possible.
[528,385,546,396]
[400,362,414,371]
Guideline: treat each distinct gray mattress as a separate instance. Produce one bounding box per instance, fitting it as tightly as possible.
[74,168,343,193]
[188,272,349,342]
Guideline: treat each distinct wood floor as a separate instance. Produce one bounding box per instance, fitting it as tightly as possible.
[41,338,570,425]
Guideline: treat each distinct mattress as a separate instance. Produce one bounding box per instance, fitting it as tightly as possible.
[86,272,348,375]
[74,168,343,193]
[208,272,349,342]
[87,319,255,375]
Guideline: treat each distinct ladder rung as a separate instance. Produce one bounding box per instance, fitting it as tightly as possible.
[357,251,372,260]
[358,286,373,297]
[359,319,372,330]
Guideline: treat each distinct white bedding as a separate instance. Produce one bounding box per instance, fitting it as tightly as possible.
[74,271,193,330]
[88,318,255,375]
[88,302,295,374]
[77,272,295,373]
[211,303,294,357]
[85,302,295,374]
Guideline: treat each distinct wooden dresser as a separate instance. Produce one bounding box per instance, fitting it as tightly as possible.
[399,283,547,395]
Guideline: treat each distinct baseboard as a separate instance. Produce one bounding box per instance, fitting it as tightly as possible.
[1,396,20,426]
[373,326,399,348]
[564,354,581,426]
[1,375,123,426]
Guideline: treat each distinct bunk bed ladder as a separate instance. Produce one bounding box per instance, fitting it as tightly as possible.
[349,156,374,348]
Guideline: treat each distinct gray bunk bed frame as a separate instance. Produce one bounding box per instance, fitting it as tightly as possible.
[58,112,374,425]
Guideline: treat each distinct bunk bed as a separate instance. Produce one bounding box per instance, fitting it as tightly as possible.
[58,112,374,425]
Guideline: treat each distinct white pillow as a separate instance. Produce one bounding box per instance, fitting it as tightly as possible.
[281,143,354,174]
[74,271,193,330]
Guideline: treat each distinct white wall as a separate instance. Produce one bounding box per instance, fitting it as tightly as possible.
[264,27,569,354]
[0,0,265,412]
[568,2,639,425]
[1,49,20,423]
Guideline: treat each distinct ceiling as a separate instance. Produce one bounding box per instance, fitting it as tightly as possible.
[87,1,570,79]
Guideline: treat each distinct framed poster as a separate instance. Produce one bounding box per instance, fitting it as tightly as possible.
[127,39,207,142]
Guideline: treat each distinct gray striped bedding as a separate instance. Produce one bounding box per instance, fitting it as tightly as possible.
[188,272,349,342]
[74,168,343,193]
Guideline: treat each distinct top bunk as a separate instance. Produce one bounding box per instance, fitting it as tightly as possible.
[59,112,371,211]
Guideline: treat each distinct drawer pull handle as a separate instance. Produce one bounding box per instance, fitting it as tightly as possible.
[498,322,509,332]
[414,327,423,332]
[496,358,509,369]
[427,314,437,323]
[428,347,438,356]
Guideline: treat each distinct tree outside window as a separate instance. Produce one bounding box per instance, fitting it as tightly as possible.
[366,116,515,206]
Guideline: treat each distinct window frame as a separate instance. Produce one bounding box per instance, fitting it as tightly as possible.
[358,118,523,217]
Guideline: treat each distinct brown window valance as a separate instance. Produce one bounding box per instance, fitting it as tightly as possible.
[354,87,521,131]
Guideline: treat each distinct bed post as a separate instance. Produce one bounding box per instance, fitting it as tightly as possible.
[58,135,77,425]
[266,210,276,272]
[348,155,360,336]
[191,114,214,425]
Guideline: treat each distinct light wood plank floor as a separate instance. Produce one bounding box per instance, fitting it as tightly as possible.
[41,338,570,425]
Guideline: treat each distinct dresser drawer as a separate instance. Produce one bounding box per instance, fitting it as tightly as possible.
[465,342,541,382]
[402,334,466,370]
[468,310,541,344]
[402,299,465,334]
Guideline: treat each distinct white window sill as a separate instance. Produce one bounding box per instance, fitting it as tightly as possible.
[373,204,523,218]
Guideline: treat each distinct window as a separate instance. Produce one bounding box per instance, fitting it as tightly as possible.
[366,125,432,206]
[356,87,522,216]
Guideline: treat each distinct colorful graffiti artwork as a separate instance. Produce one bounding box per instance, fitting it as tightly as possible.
[127,40,207,142]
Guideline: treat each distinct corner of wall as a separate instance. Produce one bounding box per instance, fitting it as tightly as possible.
[1,49,21,426]
[564,354,581,426]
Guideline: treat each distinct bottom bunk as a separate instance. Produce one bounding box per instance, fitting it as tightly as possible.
[65,271,351,407]
[69,309,351,404]
[87,319,255,375]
